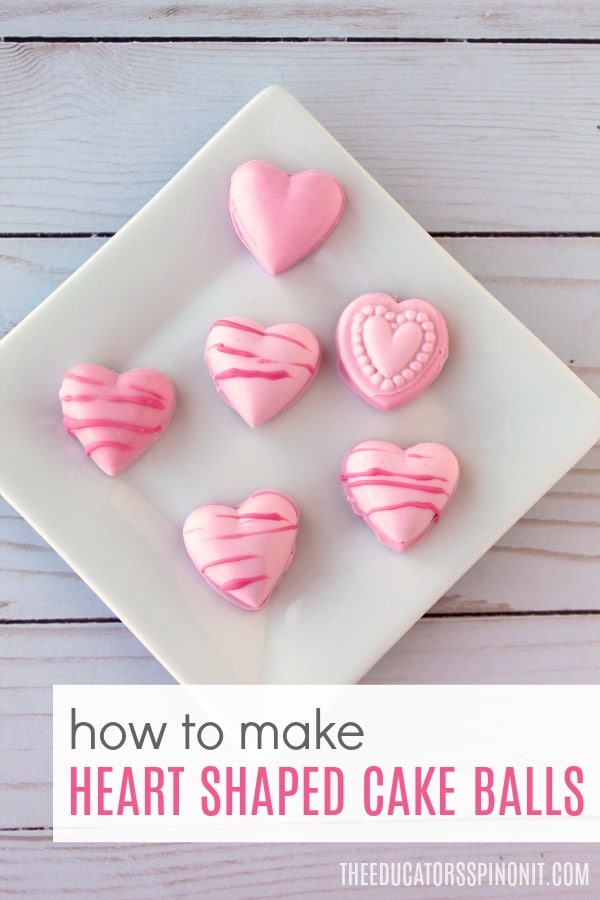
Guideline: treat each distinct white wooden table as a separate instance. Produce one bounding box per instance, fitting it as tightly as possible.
[1,2,599,896]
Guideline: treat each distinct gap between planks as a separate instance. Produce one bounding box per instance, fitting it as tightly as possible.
[3,232,600,240]
[2,0,600,41]
[4,36,600,44]
[2,42,600,233]
[2,610,600,625]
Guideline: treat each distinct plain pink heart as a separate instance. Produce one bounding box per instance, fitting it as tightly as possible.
[336,293,450,410]
[229,160,345,275]
[205,317,321,427]
[183,490,299,610]
[341,441,460,551]
[59,364,176,475]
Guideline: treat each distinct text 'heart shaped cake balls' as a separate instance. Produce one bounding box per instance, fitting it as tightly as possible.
[229,160,345,274]
[205,317,321,428]
[59,364,176,475]
[341,442,460,552]
[336,293,449,410]
[183,490,299,611]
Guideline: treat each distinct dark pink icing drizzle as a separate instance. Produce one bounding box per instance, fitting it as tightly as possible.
[129,383,165,401]
[214,368,291,381]
[366,501,440,518]
[208,523,298,540]
[343,477,449,496]
[63,392,165,409]
[341,467,447,482]
[197,553,258,572]
[63,372,103,385]
[106,394,166,409]
[63,416,162,434]
[222,574,268,591]
[208,343,261,359]
[85,440,131,456]
[217,512,287,521]
[212,319,308,349]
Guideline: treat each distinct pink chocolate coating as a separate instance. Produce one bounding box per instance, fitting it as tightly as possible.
[229,160,345,275]
[205,317,321,427]
[341,441,459,552]
[336,293,449,410]
[183,490,299,611]
[59,364,176,476]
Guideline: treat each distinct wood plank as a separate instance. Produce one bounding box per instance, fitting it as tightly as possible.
[1,43,600,233]
[1,617,599,827]
[441,237,600,371]
[0,624,172,827]
[0,237,106,334]
[2,441,597,621]
[3,236,600,366]
[1,615,595,697]
[0,836,598,900]
[2,10,598,882]
[363,613,600,684]
[1,1,600,39]
[1,236,598,620]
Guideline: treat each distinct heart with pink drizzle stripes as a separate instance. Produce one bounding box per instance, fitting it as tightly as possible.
[59,364,176,475]
[205,317,321,427]
[183,491,299,611]
[341,441,460,552]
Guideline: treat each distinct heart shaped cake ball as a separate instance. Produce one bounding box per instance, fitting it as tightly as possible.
[183,490,299,611]
[59,364,176,475]
[336,293,449,410]
[341,441,459,552]
[229,160,345,275]
[205,317,321,427]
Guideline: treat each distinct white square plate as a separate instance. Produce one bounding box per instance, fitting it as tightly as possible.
[1,86,599,684]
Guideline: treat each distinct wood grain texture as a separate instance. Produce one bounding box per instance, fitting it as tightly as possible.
[0,238,105,334]
[3,236,600,365]
[1,441,598,621]
[1,0,600,39]
[363,613,600,684]
[0,833,600,900]
[0,837,598,899]
[1,616,599,828]
[1,42,599,233]
[2,3,600,888]
[1,236,598,620]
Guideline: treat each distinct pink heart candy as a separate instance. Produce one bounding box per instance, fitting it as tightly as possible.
[183,490,299,611]
[336,293,449,410]
[59,364,176,476]
[341,441,460,552]
[229,160,345,275]
[205,317,321,427]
